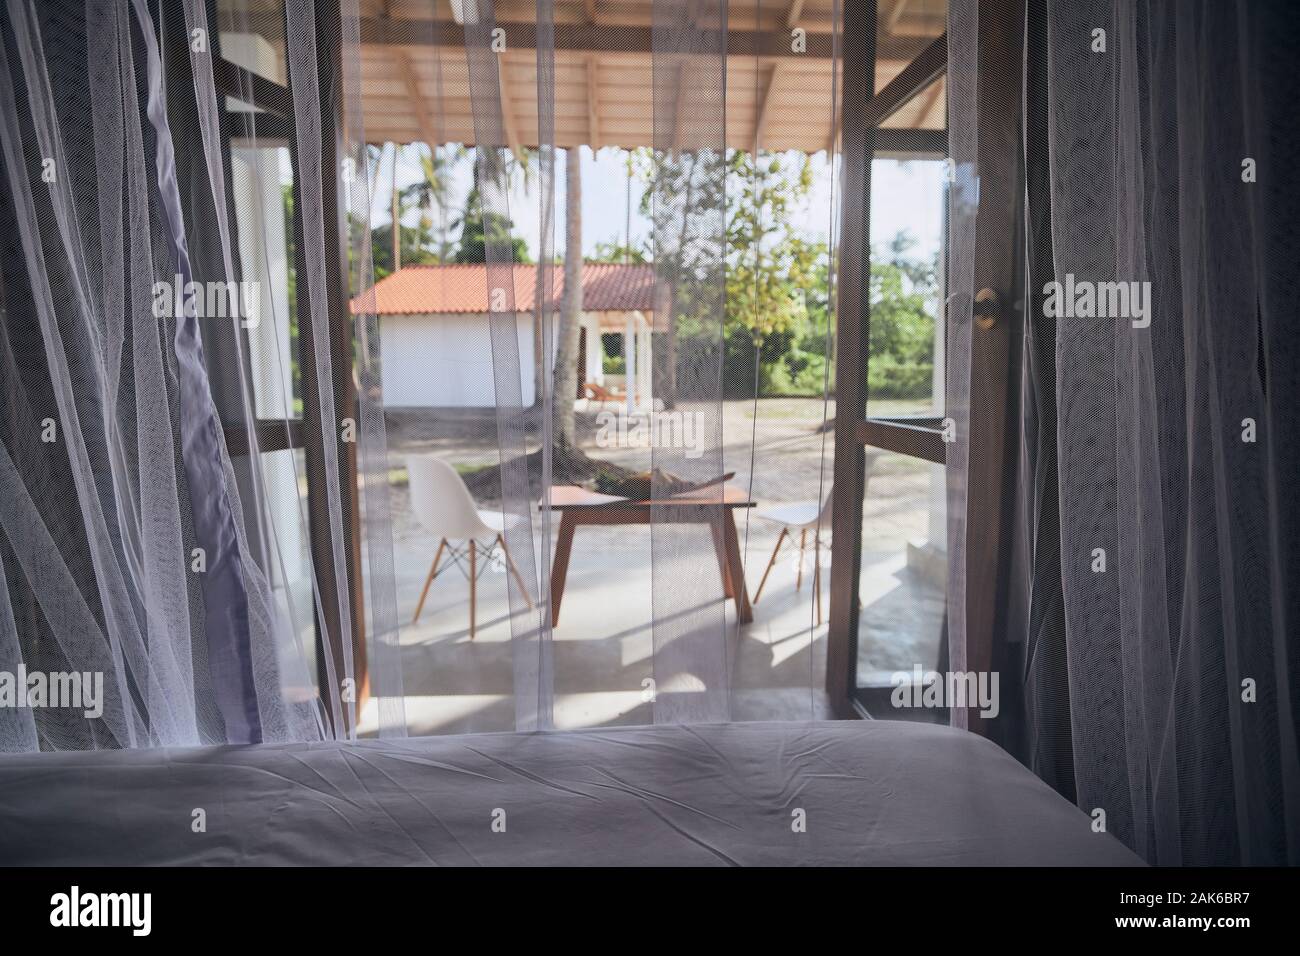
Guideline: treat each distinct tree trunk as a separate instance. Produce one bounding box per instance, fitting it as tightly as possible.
[552,148,582,451]
[533,301,546,408]
[392,185,401,270]
[533,156,554,408]
[392,144,402,269]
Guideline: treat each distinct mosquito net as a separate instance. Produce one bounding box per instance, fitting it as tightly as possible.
[4,0,1291,869]
[0,0,847,749]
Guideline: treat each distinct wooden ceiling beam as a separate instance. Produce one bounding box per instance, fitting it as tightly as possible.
[863,32,946,128]
[753,61,782,153]
[397,50,441,149]
[586,55,601,150]
[670,60,688,157]
[360,17,931,61]
[497,55,524,158]
[917,76,945,129]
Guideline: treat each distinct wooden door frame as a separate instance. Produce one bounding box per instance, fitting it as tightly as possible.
[824,0,878,716]
[826,1,1026,721]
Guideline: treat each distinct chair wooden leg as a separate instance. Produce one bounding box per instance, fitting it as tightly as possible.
[752,528,787,605]
[412,539,447,624]
[497,534,534,609]
[796,529,807,591]
[813,533,823,626]
[469,540,477,640]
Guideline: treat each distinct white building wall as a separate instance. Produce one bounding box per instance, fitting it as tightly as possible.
[380,310,617,408]
[381,312,535,407]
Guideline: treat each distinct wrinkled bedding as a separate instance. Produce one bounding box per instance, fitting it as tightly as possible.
[0,720,1142,865]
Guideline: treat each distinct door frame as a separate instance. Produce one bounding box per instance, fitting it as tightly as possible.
[826,1,1026,723]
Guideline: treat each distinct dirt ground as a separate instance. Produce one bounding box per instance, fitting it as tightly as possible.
[385,397,839,500]
[384,396,933,523]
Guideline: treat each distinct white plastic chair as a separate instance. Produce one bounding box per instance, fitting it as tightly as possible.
[407,456,532,638]
[751,452,880,625]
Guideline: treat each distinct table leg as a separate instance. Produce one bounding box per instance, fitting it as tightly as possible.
[550,512,577,627]
[709,517,734,599]
[722,510,754,624]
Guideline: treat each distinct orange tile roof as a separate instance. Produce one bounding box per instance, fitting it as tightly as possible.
[351,263,657,316]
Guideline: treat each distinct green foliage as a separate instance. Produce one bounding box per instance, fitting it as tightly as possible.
[358,142,936,402]
[724,151,822,342]
[633,148,822,344]
[451,187,532,264]
[282,182,302,415]
[868,357,934,398]
[452,146,536,264]
[866,232,938,399]
[370,221,441,280]
[364,144,457,280]
[631,145,938,398]
[406,145,452,217]
[590,238,649,264]
[363,144,535,272]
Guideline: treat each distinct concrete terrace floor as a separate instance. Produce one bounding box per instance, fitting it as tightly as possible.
[357,398,945,736]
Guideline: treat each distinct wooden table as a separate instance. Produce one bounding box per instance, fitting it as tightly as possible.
[542,485,756,626]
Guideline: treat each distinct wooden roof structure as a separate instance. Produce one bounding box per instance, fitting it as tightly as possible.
[344,0,947,153]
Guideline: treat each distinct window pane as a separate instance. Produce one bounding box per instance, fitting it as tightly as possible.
[879,0,948,44]
[866,153,946,420]
[868,11,948,418]
[260,449,317,697]
[881,74,946,130]
[229,133,301,419]
[855,455,947,710]
[217,0,288,87]
[876,0,948,132]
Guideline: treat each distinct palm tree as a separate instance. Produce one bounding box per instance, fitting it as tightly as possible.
[552,147,583,452]
[374,143,453,278]
[401,144,452,257]
[448,144,536,263]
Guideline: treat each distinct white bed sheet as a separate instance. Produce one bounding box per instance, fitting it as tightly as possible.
[0,720,1143,866]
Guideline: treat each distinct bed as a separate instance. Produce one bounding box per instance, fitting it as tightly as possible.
[0,720,1142,866]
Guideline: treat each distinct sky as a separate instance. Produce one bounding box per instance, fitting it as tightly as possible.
[371,144,945,267]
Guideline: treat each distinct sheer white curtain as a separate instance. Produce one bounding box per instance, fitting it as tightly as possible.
[947,0,1300,864]
[0,0,398,750]
[445,0,835,728]
[1,0,846,751]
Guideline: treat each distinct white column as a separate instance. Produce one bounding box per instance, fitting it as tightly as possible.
[637,319,653,414]
[624,314,637,416]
